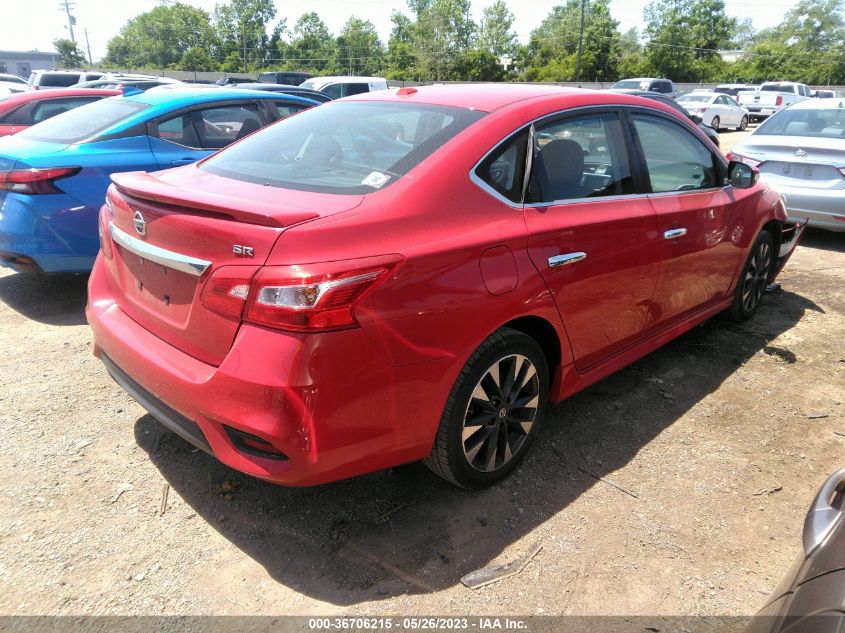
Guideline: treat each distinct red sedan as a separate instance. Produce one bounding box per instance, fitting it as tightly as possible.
[87,85,805,488]
[0,88,120,136]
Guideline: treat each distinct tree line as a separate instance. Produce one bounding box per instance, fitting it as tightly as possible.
[53,0,845,85]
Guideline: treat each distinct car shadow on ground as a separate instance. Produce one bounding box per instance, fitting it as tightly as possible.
[800,228,844,253]
[134,289,822,606]
[0,272,88,326]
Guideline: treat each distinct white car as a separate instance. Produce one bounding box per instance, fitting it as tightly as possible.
[299,76,388,99]
[677,92,750,131]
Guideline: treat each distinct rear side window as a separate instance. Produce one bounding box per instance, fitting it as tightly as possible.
[344,83,369,97]
[201,101,485,194]
[527,112,633,203]
[631,113,718,192]
[30,97,102,124]
[475,131,528,203]
[156,113,199,147]
[19,98,147,143]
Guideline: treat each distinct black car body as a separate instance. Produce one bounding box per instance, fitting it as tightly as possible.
[223,83,332,103]
[610,89,721,147]
[257,71,313,86]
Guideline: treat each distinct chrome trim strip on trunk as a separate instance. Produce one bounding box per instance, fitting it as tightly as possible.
[108,222,212,277]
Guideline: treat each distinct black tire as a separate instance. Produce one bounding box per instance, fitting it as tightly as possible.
[737,115,748,131]
[711,116,720,131]
[729,230,773,322]
[423,328,549,489]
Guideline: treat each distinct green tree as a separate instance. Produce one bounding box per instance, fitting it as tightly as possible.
[617,27,647,78]
[643,0,736,82]
[178,47,217,71]
[334,17,385,76]
[220,51,244,72]
[104,3,218,70]
[284,12,335,73]
[385,11,417,79]
[408,0,475,81]
[521,0,620,82]
[213,0,277,71]
[731,0,845,84]
[53,38,87,69]
[477,0,517,60]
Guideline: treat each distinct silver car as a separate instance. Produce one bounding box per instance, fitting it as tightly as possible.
[729,98,845,232]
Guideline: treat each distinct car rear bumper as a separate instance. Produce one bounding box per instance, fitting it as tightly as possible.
[761,179,845,232]
[0,191,99,271]
[86,255,447,486]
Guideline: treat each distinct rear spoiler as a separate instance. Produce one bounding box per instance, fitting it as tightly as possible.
[111,171,319,228]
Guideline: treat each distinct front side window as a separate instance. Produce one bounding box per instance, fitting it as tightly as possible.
[156,113,199,148]
[527,112,633,203]
[201,101,485,194]
[322,84,343,100]
[273,101,308,120]
[631,113,718,193]
[194,104,261,149]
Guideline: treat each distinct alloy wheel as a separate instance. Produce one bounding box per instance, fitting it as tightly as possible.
[461,354,540,473]
[742,240,771,312]
[711,116,720,130]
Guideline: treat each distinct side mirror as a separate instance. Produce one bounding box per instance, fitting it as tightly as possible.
[728,160,758,189]
[690,113,703,124]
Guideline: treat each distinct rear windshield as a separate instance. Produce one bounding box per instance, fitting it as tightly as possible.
[761,84,795,93]
[677,94,711,103]
[612,80,650,90]
[19,98,147,143]
[201,101,486,194]
[756,108,845,138]
[38,73,82,88]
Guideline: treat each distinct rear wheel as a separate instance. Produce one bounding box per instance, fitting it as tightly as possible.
[737,115,748,131]
[423,328,548,489]
[711,116,721,131]
[729,230,773,321]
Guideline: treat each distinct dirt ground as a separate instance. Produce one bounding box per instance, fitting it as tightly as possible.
[0,125,843,616]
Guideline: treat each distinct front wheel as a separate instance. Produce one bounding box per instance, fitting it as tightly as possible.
[711,116,721,131]
[737,115,748,131]
[729,230,773,321]
[423,328,549,489]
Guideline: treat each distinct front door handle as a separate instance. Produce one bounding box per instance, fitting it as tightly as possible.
[664,228,688,240]
[171,158,195,167]
[548,252,587,268]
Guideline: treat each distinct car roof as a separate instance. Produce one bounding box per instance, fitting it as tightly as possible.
[306,75,385,83]
[0,88,120,108]
[347,83,683,115]
[124,87,315,107]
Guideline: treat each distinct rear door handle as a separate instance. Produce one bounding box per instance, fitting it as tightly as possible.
[664,228,688,240]
[171,158,195,167]
[548,252,586,268]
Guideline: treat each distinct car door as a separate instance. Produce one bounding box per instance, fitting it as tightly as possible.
[523,109,661,370]
[628,111,746,329]
[724,95,742,125]
[148,101,263,169]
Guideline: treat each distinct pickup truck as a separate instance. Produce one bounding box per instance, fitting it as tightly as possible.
[737,82,812,121]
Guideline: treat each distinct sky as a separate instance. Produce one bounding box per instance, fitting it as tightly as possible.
[1,0,805,63]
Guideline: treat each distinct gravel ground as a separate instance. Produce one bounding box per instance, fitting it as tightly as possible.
[0,131,842,615]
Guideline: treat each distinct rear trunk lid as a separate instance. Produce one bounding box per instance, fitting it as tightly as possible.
[105,167,364,366]
[740,136,845,191]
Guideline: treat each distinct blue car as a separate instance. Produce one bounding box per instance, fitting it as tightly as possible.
[0,88,317,273]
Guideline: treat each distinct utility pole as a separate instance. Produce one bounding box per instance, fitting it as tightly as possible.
[242,22,248,73]
[575,0,586,85]
[59,0,76,43]
[84,28,92,65]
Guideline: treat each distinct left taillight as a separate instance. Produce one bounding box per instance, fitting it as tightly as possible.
[201,255,403,333]
[0,167,80,194]
[98,195,115,259]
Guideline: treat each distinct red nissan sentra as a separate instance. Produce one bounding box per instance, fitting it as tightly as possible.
[86,85,805,488]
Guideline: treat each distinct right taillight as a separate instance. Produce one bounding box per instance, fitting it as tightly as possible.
[200,255,403,332]
[729,153,764,168]
[776,95,783,106]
